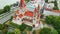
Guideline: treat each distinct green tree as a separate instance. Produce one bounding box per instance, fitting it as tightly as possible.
[40,28,58,34]
[53,6,59,10]
[40,28,51,34]
[2,28,8,34]
[32,30,36,34]
[45,0,48,3]
[0,24,4,30]
[3,5,10,12]
[40,14,44,18]
[27,26,32,31]
[54,0,57,7]
[25,0,29,3]
[19,23,27,31]
[7,32,15,34]
[0,9,4,14]
[45,16,60,34]
[51,29,58,34]
[53,0,59,10]
[45,15,54,24]
[14,28,21,34]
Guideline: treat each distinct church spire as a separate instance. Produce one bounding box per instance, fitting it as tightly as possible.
[34,8,37,13]
[20,0,26,8]
[38,4,40,10]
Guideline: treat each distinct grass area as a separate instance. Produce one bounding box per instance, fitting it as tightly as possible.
[5,20,20,29]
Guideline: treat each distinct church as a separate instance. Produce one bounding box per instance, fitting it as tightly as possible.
[12,0,44,28]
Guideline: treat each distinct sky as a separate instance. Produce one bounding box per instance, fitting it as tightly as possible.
[0,0,19,9]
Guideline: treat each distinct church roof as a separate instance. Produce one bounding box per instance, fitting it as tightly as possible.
[18,14,23,18]
[34,8,37,13]
[24,10,33,17]
[13,14,17,19]
[15,10,19,14]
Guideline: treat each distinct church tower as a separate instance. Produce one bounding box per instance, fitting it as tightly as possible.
[20,0,26,8]
[33,4,40,28]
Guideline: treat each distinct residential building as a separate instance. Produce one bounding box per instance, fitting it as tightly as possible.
[43,10,60,16]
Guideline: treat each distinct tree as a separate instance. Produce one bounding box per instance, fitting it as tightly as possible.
[45,0,48,3]
[53,0,59,10]
[10,16,13,21]
[32,30,36,34]
[14,28,21,34]
[45,15,54,24]
[45,16,60,34]
[19,23,27,31]
[3,5,10,12]
[7,32,15,34]
[0,9,4,14]
[51,29,58,34]
[40,28,51,34]
[0,24,4,30]
[25,0,29,3]
[40,28,58,34]
[53,6,59,10]
[27,26,32,31]
[40,14,44,18]
[54,0,57,7]
[2,28,8,34]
